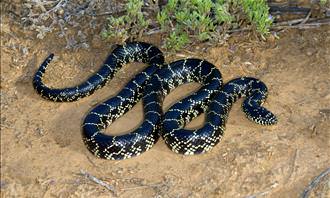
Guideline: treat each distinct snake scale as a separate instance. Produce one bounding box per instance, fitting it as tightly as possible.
[33,42,277,160]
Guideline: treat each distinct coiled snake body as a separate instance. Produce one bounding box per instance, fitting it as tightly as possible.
[33,42,277,160]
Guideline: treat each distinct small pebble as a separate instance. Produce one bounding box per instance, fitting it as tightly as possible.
[306,48,317,56]
[21,47,28,56]
[57,8,64,16]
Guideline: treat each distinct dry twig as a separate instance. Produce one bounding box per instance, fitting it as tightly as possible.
[244,182,279,198]
[225,17,330,34]
[301,168,330,198]
[272,18,330,30]
[299,10,312,25]
[80,169,116,194]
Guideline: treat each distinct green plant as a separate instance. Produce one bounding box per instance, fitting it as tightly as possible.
[157,0,229,49]
[103,0,273,50]
[165,31,190,51]
[240,0,272,35]
[320,0,330,7]
[101,0,150,42]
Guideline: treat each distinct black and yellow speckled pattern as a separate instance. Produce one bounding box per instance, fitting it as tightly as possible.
[33,42,164,102]
[33,42,277,160]
[162,77,277,155]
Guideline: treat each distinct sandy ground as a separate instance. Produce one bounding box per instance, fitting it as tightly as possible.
[1,15,330,197]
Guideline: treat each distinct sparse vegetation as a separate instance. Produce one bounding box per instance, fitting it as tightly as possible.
[320,0,330,7]
[6,0,329,51]
[240,0,273,35]
[320,0,329,6]
[101,0,150,42]
[5,0,114,49]
[102,0,273,50]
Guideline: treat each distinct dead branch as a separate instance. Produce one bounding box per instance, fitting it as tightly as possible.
[300,10,312,25]
[269,5,311,15]
[80,169,116,194]
[301,168,330,198]
[286,149,298,183]
[227,17,330,34]
[272,18,330,30]
[244,182,279,198]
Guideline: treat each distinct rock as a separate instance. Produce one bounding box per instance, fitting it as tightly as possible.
[306,48,317,56]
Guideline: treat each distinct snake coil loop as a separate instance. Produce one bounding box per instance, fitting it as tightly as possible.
[33,42,277,160]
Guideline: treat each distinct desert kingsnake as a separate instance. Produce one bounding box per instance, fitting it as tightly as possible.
[33,42,277,160]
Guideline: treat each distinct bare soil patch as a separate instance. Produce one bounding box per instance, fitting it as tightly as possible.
[1,14,329,197]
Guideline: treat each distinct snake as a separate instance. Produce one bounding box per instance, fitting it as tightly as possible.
[33,42,277,160]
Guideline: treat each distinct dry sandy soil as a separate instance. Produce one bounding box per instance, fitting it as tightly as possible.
[1,14,330,198]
